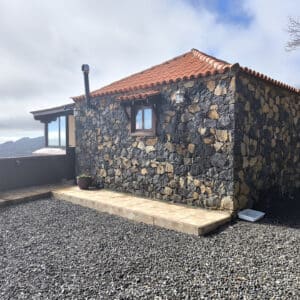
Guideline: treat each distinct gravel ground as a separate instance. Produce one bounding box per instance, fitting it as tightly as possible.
[0,198,299,300]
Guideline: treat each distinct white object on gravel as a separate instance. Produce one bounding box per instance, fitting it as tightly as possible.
[238,209,265,222]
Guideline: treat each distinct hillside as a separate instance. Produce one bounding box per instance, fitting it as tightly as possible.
[0,137,44,158]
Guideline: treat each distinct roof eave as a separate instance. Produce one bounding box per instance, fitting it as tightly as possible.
[71,65,236,102]
[239,67,300,95]
[31,103,74,122]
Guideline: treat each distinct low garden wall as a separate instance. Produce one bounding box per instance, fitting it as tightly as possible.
[0,148,75,191]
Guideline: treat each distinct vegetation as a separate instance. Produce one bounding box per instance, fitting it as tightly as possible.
[286,17,300,51]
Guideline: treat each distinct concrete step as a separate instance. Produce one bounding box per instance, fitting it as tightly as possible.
[53,186,231,236]
[0,182,72,208]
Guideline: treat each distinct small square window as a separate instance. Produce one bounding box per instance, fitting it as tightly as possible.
[131,105,156,136]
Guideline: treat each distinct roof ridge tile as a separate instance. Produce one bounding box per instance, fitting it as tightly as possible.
[191,48,231,70]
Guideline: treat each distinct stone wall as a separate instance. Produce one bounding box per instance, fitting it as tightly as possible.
[234,71,300,209]
[75,73,236,210]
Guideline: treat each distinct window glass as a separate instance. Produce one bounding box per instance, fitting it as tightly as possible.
[48,119,59,146]
[136,109,143,130]
[133,106,154,133]
[144,108,152,129]
[47,116,66,147]
[60,116,66,147]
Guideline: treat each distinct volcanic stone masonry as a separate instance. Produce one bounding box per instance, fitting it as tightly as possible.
[75,69,299,213]
[233,72,300,210]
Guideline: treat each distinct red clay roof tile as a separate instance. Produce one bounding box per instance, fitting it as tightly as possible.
[72,48,300,101]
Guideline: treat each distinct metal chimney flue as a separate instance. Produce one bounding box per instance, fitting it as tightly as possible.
[81,64,90,107]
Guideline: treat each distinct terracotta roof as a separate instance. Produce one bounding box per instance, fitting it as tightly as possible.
[72,49,233,101]
[72,48,300,101]
[116,90,160,102]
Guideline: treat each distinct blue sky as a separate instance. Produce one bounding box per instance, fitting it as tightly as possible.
[188,0,252,26]
[0,0,299,143]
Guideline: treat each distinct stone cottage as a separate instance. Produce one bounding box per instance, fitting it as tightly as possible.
[72,49,299,213]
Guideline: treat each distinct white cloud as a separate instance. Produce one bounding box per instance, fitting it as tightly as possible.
[0,0,299,142]
[216,0,300,86]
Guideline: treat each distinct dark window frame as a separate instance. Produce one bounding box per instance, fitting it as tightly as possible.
[131,104,156,136]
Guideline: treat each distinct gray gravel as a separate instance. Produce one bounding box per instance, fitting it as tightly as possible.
[0,198,299,300]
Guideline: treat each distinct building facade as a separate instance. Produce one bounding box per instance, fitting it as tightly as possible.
[73,49,299,212]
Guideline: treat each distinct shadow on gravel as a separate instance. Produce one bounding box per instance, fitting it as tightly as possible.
[204,219,238,236]
[207,188,300,236]
[253,187,300,229]
[257,211,300,230]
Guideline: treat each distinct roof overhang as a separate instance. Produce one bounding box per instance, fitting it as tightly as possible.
[31,103,74,123]
[115,90,160,102]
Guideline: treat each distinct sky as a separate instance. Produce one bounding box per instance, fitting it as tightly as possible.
[0,0,299,143]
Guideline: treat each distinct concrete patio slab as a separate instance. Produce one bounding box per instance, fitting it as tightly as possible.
[0,184,231,235]
[0,182,72,207]
[53,186,231,235]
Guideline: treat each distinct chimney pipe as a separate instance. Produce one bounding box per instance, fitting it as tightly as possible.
[81,64,90,107]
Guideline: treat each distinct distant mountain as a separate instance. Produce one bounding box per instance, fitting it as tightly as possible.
[0,137,44,158]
